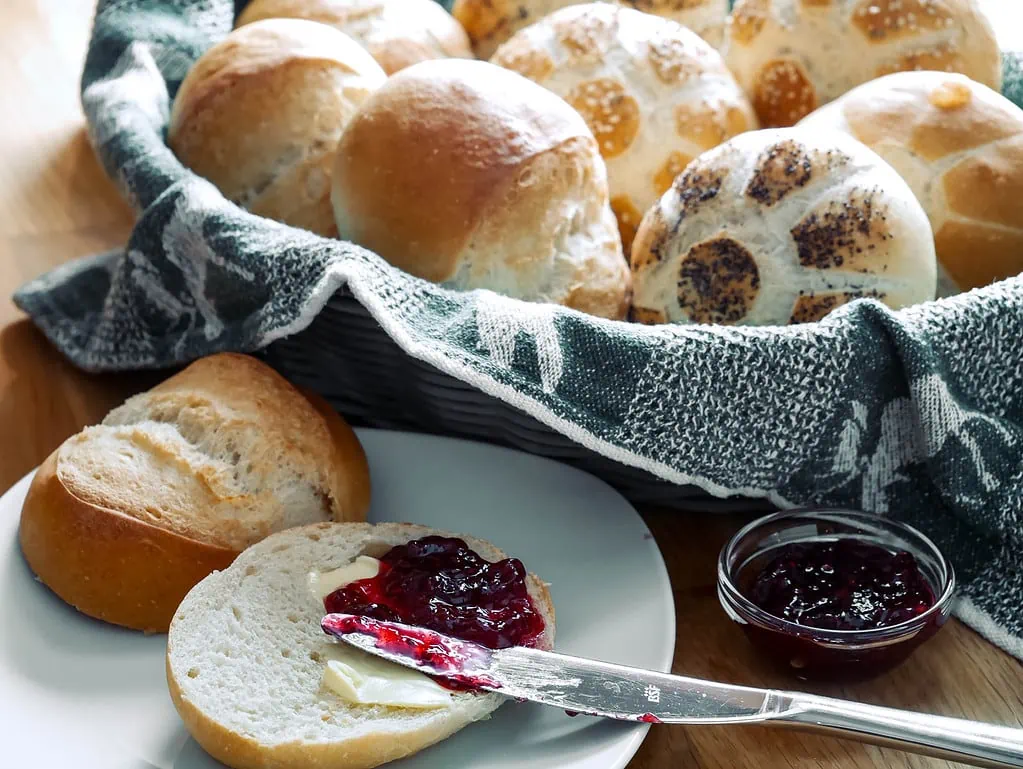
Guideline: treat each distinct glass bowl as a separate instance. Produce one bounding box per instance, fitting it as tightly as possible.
[717,509,955,681]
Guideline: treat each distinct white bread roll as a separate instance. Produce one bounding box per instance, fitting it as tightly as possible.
[630,128,937,325]
[331,59,632,320]
[722,0,1001,128]
[799,71,1023,294]
[492,3,757,254]
[167,522,556,769]
[168,19,387,237]
[452,0,727,61]
[236,0,474,75]
[18,353,371,633]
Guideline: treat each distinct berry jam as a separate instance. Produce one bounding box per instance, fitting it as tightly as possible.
[321,614,501,690]
[323,536,545,651]
[748,540,936,631]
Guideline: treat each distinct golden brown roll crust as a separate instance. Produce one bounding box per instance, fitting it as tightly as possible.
[723,0,1001,127]
[168,18,386,236]
[17,353,371,633]
[492,3,756,255]
[800,71,1023,293]
[331,59,631,319]
[453,0,726,60]
[236,0,474,75]
[19,451,238,634]
[630,128,937,325]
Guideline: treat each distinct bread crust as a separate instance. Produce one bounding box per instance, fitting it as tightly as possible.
[452,0,726,59]
[723,0,1002,127]
[17,353,371,633]
[331,59,631,320]
[799,71,1023,291]
[630,127,937,325]
[237,0,474,75]
[18,451,239,633]
[491,3,756,255]
[168,19,386,236]
[167,521,555,769]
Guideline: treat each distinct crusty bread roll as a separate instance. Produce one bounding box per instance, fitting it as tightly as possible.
[630,128,937,325]
[168,18,386,237]
[236,0,474,75]
[18,353,370,633]
[799,71,1023,295]
[492,3,756,254]
[452,0,727,61]
[331,59,632,320]
[722,0,1002,127]
[167,522,555,769]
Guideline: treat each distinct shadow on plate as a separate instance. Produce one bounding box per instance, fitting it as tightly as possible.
[0,527,166,694]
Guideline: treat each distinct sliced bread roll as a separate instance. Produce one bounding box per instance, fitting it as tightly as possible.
[167,522,555,769]
[18,353,371,633]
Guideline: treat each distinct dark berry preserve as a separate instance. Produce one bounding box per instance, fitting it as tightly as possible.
[323,536,545,651]
[719,510,955,682]
[748,540,936,631]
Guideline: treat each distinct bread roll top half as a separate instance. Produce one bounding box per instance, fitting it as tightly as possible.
[18,353,370,633]
[168,18,386,236]
[236,0,474,75]
[723,0,1002,127]
[630,127,937,326]
[332,59,631,320]
[800,71,1023,293]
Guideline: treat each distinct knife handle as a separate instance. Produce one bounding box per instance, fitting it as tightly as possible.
[774,692,1023,768]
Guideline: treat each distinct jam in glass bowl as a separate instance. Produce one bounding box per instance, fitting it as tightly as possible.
[718,509,955,681]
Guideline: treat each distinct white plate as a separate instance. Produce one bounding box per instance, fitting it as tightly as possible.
[0,429,674,769]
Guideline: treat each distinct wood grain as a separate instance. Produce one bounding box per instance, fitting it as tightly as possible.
[0,2,1020,768]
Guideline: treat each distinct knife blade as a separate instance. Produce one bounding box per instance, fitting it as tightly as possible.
[320,613,792,724]
[321,613,1023,769]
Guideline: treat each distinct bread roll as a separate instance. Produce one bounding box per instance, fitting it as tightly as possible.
[167,522,555,769]
[236,0,474,75]
[18,353,371,633]
[492,3,756,254]
[630,128,937,325]
[331,59,631,320]
[168,18,386,237]
[452,0,726,61]
[800,71,1023,294]
[722,0,1001,127]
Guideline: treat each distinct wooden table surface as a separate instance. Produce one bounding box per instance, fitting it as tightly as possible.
[2,1,1022,767]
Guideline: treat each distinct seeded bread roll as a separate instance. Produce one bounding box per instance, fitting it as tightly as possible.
[167,522,555,769]
[630,128,937,325]
[722,0,1001,127]
[18,353,371,633]
[236,0,474,75]
[453,0,727,61]
[331,59,631,320]
[168,19,387,236]
[492,3,756,254]
[800,71,1023,294]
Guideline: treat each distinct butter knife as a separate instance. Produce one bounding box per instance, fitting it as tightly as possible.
[322,613,1023,769]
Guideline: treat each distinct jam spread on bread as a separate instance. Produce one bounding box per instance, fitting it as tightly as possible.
[748,540,935,631]
[321,614,502,691]
[322,536,545,650]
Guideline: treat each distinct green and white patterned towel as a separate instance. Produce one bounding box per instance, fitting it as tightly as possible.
[13,0,1023,660]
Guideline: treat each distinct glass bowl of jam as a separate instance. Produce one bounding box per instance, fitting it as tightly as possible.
[718,509,955,681]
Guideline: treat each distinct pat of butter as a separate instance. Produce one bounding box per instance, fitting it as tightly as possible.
[308,555,381,603]
[311,556,453,709]
[322,646,453,709]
